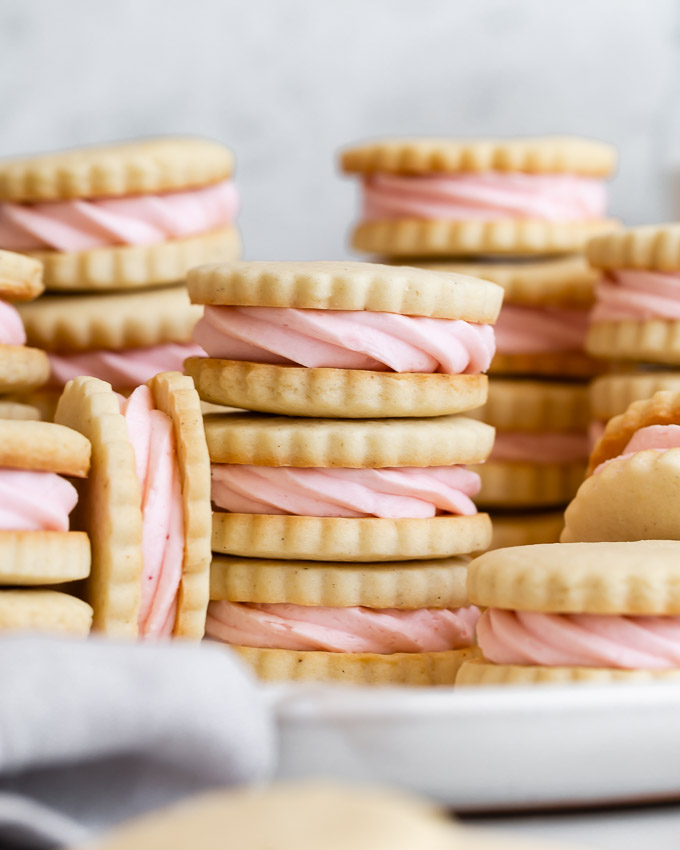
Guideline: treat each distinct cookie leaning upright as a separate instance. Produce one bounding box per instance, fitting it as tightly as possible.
[0,138,240,291]
[185,261,503,417]
[457,541,680,685]
[54,372,211,639]
[341,136,617,257]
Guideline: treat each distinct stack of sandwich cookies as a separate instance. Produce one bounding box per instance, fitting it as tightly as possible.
[54,372,211,638]
[457,541,680,685]
[0,419,92,635]
[562,390,680,542]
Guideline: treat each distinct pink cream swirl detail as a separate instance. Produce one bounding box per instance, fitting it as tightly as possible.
[0,300,27,346]
[0,469,78,531]
[362,172,607,222]
[477,607,680,669]
[194,306,495,374]
[494,304,589,354]
[0,180,239,252]
[206,601,481,653]
[593,424,680,475]
[591,270,680,323]
[121,385,184,639]
[211,464,481,518]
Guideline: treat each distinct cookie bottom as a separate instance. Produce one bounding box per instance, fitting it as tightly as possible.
[587,320,680,365]
[456,659,680,686]
[0,530,90,584]
[0,589,92,635]
[477,460,585,508]
[0,345,50,393]
[233,645,480,685]
[185,358,488,418]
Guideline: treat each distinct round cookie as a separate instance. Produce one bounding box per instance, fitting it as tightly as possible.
[457,660,680,686]
[471,379,590,433]
[0,137,241,291]
[0,399,41,420]
[0,590,92,635]
[486,511,564,550]
[477,462,585,509]
[590,372,680,423]
[0,249,43,301]
[54,373,211,639]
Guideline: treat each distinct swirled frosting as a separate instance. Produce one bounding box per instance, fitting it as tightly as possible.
[0,300,27,346]
[478,607,680,669]
[48,342,203,390]
[194,306,495,374]
[206,601,481,652]
[494,304,589,354]
[593,424,680,475]
[492,432,590,464]
[591,270,680,322]
[0,180,239,252]
[0,468,77,531]
[211,464,481,518]
[121,385,184,639]
[362,173,607,222]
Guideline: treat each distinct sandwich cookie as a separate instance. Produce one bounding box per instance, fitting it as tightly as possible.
[587,224,680,365]
[458,541,680,685]
[54,372,211,638]
[186,261,503,418]
[470,379,589,508]
[563,390,680,542]
[18,284,203,395]
[0,249,49,393]
[207,554,481,685]
[341,136,617,257]
[0,137,240,290]
[206,412,494,560]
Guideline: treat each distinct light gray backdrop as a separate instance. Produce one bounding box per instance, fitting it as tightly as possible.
[0,0,678,259]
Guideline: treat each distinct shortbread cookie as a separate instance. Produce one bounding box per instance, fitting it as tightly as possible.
[0,399,40,420]
[0,531,90,584]
[477,461,585,509]
[586,320,680,365]
[590,372,680,423]
[0,137,241,290]
[0,419,90,475]
[587,223,680,271]
[471,379,590,433]
[0,249,43,301]
[55,373,211,639]
[0,590,92,635]
[0,345,49,393]
[461,540,680,684]
[486,511,564,550]
[341,136,617,257]
[457,660,680,686]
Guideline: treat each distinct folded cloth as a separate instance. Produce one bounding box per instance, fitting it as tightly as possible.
[0,636,275,850]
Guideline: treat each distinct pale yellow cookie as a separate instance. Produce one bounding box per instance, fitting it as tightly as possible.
[185,358,488,418]
[204,412,494,467]
[586,319,680,366]
[467,540,680,613]
[210,555,471,609]
[18,284,202,352]
[476,461,585,509]
[0,399,41,420]
[0,589,92,635]
[5,390,61,422]
[0,419,90,475]
[590,372,680,423]
[456,659,680,686]
[352,219,618,259]
[211,513,491,562]
[32,227,241,292]
[187,260,503,322]
[0,137,234,202]
[340,137,617,176]
[233,645,480,686]
[489,350,604,379]
[470,379,590,432]
[586,223,680,271]
[0,249,43,301]
[416,255,597,309]
[0,531,90,584]
[486,511,564,550]
[0,345,50,393]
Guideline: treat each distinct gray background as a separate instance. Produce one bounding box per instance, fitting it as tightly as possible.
[1,0,678,259]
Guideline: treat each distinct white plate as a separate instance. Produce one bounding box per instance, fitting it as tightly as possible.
[271,681,680,810]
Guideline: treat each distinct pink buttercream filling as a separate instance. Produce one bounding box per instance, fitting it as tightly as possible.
[593,424,680,475]
[0,180,239,252]
[492,432,590,464]
[194,306,495,374]
[478,608,680,669]
[0,300,26,346]
[206,601,481,653]
[494,303,589,354]
[121,386,184,639]
[211,464,481,518]
[48,342,203,390]
[0,468,77,531]
[362,173,607,222]
[591,270,680,323]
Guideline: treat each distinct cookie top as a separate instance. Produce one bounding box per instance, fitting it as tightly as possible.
[0,420,90,476]
[587,224,680,271]
[590,372,680,422]
[0,137,234,203]
[0,250,43,301]
[416,256,597,309]
[0,589,92,635]
[18,284,202,352]
[340,136,616,177]
[210,555,471,609]
[467,540,680,614]
[204,413,494,467]
[587,389,680,475]
[187,261,504,322]
[469,379,590,433]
